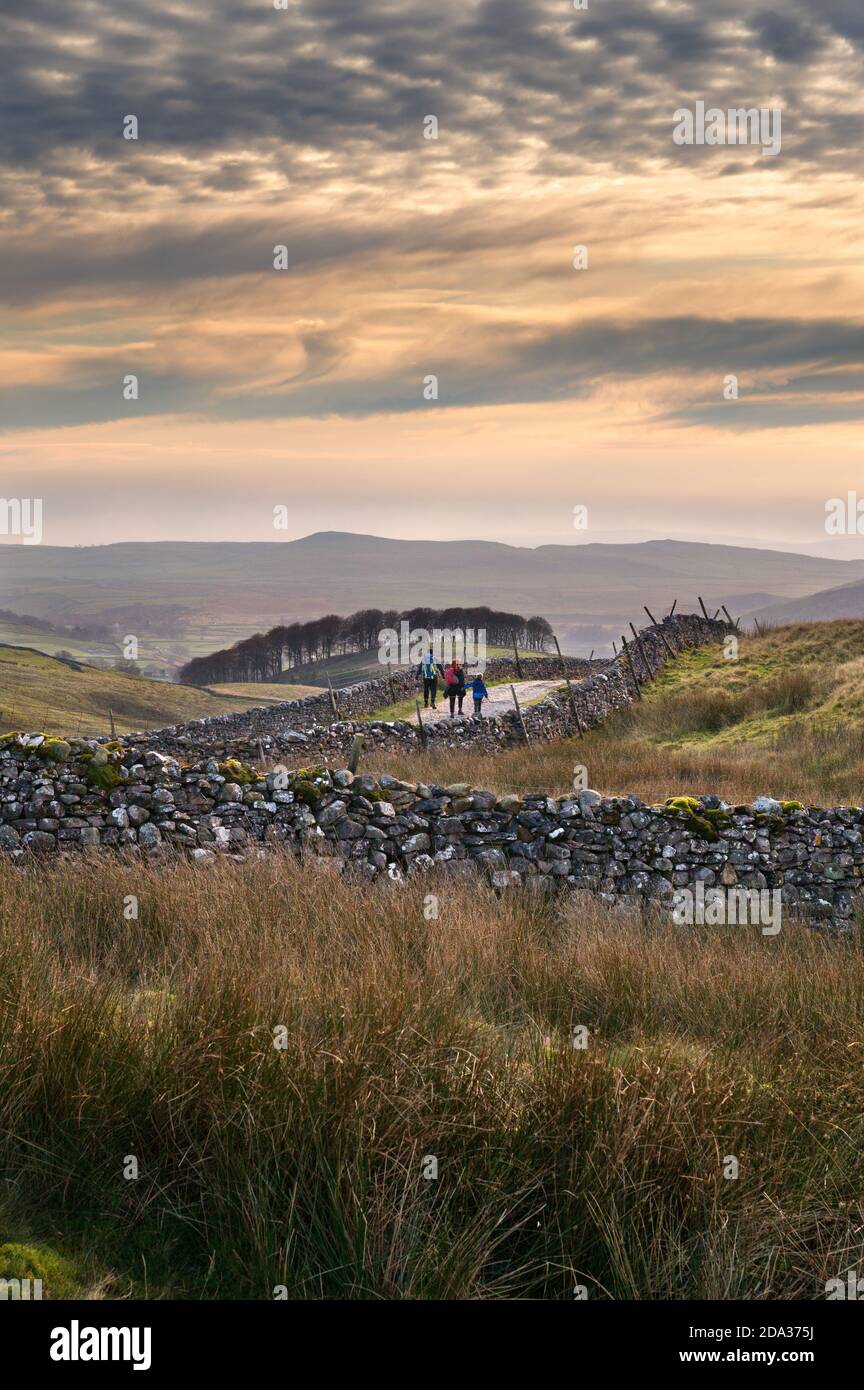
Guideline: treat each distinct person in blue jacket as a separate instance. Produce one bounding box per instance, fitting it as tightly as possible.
[468,672,488,717]
[418,648,439,708]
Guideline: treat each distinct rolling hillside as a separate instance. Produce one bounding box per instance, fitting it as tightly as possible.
[0,645,284,738]
[2,533,863,662]
[751,577,864,626]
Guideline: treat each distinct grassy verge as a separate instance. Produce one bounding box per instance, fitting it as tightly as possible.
[1,852,863,1299]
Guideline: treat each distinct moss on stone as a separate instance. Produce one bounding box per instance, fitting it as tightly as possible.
[38,736,72,762]
[688,815,719,841]
[781,800,804,812]
[663,796,720,841]
[292,780,322,806]
[218,758,257,786]
[85,762,122,792]
[664,796,702,815]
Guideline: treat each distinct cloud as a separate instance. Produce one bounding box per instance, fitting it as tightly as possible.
[3,309,862,431]
[1,0,863,443]
[0,0,859,176]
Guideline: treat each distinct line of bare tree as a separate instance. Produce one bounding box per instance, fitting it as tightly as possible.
[179,607,554,686]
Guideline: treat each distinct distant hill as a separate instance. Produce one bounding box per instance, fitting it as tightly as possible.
[749,578,864,627]
[0,645,289,738]
[2,533,863,659]
[714,591,785,617]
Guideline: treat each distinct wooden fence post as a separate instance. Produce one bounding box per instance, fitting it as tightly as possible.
[564,678,584,735]
[668,599,678,619]
[513,641,524,680]
[648,615,678,659]
[644,605,659,626]
[620,636,642,699]
[629,622,652,681]
[348,733,364,772]
[510,684,529,742]
[109,708,116,739]
[415,700,427,743]
[552,634,567,675]
[326,671,339,718]
[698,595,710,620]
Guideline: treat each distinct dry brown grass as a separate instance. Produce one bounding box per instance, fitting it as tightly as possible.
[2,851,863,1299]
[362,721,864,806]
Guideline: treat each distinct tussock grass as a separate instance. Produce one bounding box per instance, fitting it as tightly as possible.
[2,853,863,1299]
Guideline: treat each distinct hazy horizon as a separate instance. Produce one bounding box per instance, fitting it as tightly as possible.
[5,527,864,563]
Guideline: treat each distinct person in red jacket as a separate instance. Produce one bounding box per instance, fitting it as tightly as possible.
[444,658,466,716]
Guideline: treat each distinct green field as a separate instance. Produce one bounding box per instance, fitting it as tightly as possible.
[0,644,283,737]
[0,620,269,681]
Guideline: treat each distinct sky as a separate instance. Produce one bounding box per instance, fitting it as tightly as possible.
[1,0,864,550]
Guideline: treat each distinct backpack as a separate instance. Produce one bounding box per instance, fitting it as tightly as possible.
[444,666,457,686]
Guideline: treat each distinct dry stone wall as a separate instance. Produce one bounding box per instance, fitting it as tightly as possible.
[0,743,858,924]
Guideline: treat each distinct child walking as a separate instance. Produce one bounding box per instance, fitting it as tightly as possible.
[468,672,488,717]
